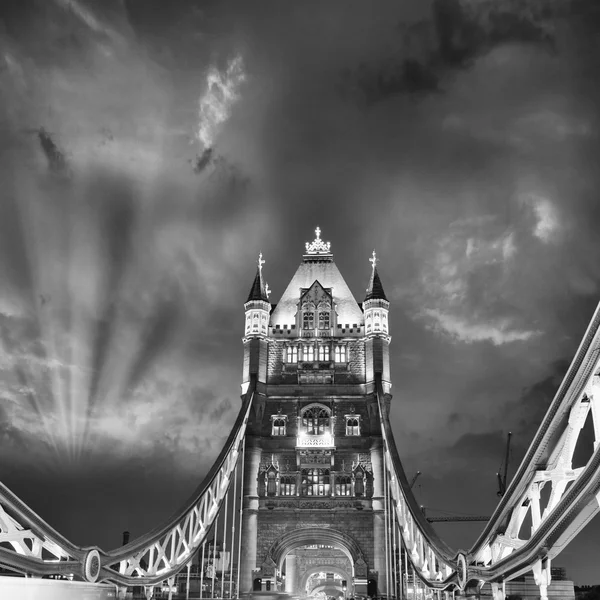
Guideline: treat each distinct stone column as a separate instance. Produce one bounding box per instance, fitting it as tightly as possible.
[240,439,262,594]
[285,554,298,594]
[370,438,386,596]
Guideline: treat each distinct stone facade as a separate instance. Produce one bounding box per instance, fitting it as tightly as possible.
[239,232,391,597]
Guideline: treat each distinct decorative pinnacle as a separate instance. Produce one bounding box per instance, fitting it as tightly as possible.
[369,250,378,270]
[305,226,331,254]
[258,252,265,273]
[265,283,271,298]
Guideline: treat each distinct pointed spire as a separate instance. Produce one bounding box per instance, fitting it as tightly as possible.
[246,253,270,302]
[365,250,388,301]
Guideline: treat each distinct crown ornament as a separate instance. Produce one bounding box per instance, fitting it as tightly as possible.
[305,226,331,254]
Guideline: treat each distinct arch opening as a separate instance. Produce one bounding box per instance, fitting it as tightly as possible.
[267,528,364,598]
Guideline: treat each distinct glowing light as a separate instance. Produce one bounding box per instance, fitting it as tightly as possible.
[197,55,246,150]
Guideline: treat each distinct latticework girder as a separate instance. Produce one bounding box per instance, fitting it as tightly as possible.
[374,301,600,597]
[0,381,255,588]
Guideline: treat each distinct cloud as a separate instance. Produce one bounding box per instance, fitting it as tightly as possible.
[525,193,560,243]
[422,308,538,345]
[410,215,539,345]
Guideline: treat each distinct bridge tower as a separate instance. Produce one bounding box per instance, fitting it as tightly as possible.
[239,229,392,598]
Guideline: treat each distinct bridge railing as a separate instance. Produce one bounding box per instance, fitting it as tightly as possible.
[0,379,256,589]
[466,302,600,591]
[375,302,600,597]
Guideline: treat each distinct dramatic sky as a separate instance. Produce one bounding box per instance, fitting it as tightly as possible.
[1,0,600,585]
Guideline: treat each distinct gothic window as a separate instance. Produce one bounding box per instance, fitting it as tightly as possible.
[266,470,277,497]
[301,468,330,496]
[280,476,296,496]
[286,346,298,363]
[272,418,287,436]
[302,405,330,435]
[346,417,360,436]
[318,311,330,330]
[318,345,330,361]
[335,475,352,496]
[302,344,315,362]
[303,311,315,330]
[354,470,365,497]
[334,345,347,363]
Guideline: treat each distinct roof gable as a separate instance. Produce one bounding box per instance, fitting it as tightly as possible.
[270,260,364,326]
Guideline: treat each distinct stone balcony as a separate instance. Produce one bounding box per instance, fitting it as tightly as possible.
[296,433,335,449]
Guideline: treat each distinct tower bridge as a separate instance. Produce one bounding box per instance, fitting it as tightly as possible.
[1,228,600,599]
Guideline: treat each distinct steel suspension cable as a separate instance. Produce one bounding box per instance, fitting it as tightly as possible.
[221,481,229,599]
[229,456,238,599]
[200,539,206,599]
[392,489,398,599]
[211,529,216,599]
[186,562,191,600]
[236,436,246,599]
[383,445,391,597]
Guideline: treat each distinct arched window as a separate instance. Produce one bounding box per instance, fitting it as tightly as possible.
[318,345,330,361]
[336,475,352,496]
[334,345,347,363]
[302,344,315,362]
[272,418,286,436]
[280,476,296,496]
[302,405,330,435]
[286,345,298,363]
[266,470,277,497]
[301,468,330,496]
[318,311,330,330]
[346,417,360,436]
[303,311,314,330]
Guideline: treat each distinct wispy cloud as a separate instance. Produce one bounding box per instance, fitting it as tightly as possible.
[412,215,540,345]
[422,308,538,345]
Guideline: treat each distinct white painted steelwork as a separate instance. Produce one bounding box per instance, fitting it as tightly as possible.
[0,381,255,590]
[375,300,600,597]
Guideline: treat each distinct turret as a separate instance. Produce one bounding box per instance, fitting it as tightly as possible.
[364,251,391,390]
[242,253,271,393]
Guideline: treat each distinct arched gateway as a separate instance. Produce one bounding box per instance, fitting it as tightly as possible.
[239,230,391,597]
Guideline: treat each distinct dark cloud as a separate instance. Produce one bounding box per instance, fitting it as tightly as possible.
[1,0,600,585]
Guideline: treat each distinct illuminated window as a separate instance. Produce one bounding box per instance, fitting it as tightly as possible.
[346,417,360,436]
[302,405,330,435]
[272,418,287,436]
[303,344,315,362]
[286,346,298,363]
[318,311,330,330]
[334,345,347,363]
[280,476,296,496]
[303,311,314,330]
[301,468,330,496]
[335,475,352,496]
[318,345,330,361]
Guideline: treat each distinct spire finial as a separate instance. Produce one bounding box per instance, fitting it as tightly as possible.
[265,283,271,298]
[369,250,377,270]
[258,252,265,273]
[315,226,321,240]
